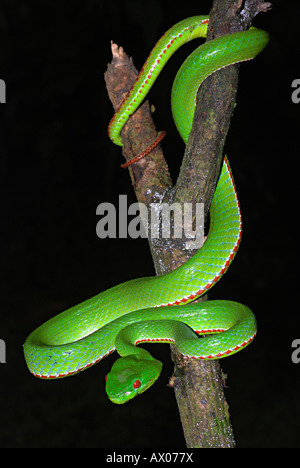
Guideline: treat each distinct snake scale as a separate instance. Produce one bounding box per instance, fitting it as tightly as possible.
[24,16,269,404]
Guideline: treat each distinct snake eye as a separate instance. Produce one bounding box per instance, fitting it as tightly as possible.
[133,379,141,389]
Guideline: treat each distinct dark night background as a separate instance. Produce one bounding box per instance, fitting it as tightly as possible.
[0,0,299,448]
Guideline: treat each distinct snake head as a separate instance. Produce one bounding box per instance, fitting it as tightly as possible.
[105,355,162,404]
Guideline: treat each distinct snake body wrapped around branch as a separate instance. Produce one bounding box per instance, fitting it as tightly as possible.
[24,16,269,404]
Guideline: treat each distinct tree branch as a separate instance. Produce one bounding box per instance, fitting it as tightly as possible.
[105,0,271,448]
[169,0,271,448]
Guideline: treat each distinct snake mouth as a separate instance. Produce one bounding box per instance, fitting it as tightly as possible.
[106,386,138,405]
[108,394,128,405]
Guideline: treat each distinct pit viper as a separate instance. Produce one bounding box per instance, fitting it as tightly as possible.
[24,16,269,404]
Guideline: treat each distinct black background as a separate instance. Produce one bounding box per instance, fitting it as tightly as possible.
[0,0,299,448]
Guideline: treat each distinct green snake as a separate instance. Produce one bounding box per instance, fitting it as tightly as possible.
[24,16,269,404]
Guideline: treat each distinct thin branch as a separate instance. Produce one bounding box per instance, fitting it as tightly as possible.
[105,43,172,205]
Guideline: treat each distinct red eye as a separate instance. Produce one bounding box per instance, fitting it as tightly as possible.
[133,379,141,389]
[105,375,108,382]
